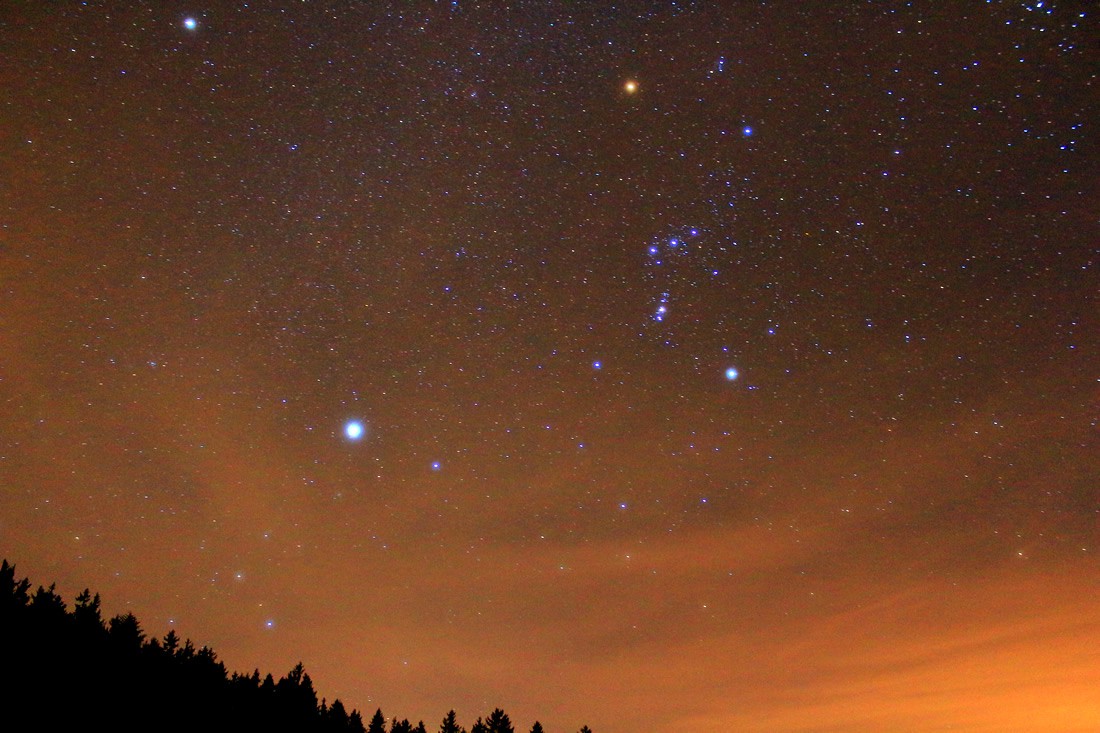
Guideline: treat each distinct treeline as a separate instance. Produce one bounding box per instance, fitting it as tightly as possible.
[0,560,591,733]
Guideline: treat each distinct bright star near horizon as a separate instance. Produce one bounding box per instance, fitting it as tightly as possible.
[344,420,364,440]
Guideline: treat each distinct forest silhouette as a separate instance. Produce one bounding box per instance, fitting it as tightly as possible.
[1,559,590,733]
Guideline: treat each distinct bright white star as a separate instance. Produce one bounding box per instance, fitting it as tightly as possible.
[344,420,364,440]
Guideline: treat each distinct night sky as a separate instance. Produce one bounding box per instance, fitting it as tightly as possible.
[2,2,1097,731]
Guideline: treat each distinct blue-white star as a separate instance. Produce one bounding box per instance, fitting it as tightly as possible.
[344,420,364,440]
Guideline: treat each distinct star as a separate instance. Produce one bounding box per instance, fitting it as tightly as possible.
[344,420,364,440]
[725,367,739,381]
[623,79,638,94]
[183,17,198,31]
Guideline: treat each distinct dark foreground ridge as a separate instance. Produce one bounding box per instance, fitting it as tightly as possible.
[0,559,591,733]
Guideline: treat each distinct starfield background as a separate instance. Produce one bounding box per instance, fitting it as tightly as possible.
[1,2,1097,731]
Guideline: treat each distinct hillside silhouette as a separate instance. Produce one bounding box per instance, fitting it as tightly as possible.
[1,559,588,733]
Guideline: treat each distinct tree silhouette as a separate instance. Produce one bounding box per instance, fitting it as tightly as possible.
[439,709,464,733]
[108,611,146,651]
[31,583,68,624]
[0,558,586,733]
[73,588,104,633]
[322,698,351,732]
[0,560,31,612]
[486,708,514,733]
[276,661,322,726]
[162,629,180,655]
[0,559,369,732]
[368,708,388,733]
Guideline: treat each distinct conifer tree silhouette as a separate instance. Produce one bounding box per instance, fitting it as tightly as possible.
[0,560,30,611]
[329,698,351,728]
[108,611,146,650]
[73,588,104,633]
[162,628,181,655]
[31,583,68,624]
[486,708,514,733]
[0,558,580,733]
[0,559,370,733]
[368,708,388,733]
[439,710,464,733]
